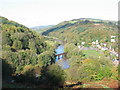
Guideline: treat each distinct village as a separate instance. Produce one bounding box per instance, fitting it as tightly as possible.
[78,35,119,66]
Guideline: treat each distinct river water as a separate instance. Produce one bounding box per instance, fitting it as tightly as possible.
[55,45,70,69]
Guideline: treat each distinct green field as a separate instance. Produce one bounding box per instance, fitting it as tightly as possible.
[82,50,101,58]
[69,20,78,24]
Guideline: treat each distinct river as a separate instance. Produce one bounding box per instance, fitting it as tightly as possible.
[55,45,70,69]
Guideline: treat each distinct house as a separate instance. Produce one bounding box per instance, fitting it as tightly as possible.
[96,40,99,44]
[103,43,107,46]
[92,40,99,45]
[81,42,85,45]
[96,40,98,42]
[101,47,108,50]
[96,45,102,49]
[113,59,119,66]
[110,35,116,42]
[78,45,81,48]
[92,41,96,45]
[109,46,112,50]
[111,39,115,42]
[111,36,116,38]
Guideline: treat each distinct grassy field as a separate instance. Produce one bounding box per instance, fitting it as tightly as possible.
[82,50,101,58]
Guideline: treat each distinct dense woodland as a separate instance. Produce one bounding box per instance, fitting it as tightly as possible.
[1,16,65,88]
[1,16,119,88]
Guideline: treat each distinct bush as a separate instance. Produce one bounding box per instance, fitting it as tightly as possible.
[2,59,14,79]
[41,64,65,86]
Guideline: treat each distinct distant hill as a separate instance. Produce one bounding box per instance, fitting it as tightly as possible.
[42,18,117,35]
[30,25,54,33]
[42,18,118,51]
[31,25,54,30]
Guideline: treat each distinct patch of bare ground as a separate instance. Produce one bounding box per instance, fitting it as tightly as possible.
[64,79,119,89]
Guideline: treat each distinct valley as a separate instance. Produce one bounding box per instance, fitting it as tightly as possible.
[1,16,119,89]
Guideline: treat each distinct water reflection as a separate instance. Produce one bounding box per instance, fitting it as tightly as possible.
[57,59,70,69]
[55,45,70,69]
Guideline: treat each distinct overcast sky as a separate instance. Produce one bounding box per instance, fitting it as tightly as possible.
[0,0,119,27]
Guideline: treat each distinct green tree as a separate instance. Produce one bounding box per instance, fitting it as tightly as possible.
[38,51,55,66]
[41,64,65,86]
[12,40,22,50]
[2,59,14,79]
[28,39,36,52]
[2,45,11,51]
[2,31,12,46]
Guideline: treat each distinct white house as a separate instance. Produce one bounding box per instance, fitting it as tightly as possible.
[113,59,119,66]
[92,41,96,45]
[101,47,108,51]
[111,39,115,42]
[96,40,99,44]
[81,42,85,45]
[111,36,116,38]
[109,46,112,50]
[103,43,107,46]
[96,40,98,42]
[78,45,81,48]
[96,45,102,49]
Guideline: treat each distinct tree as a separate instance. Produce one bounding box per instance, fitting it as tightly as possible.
[12,40,22,50]
[28,39,37,52]
[21,36,29,49]
[2,59,14,79]
[2,45,11,51]
[2,31,12,46]
[41,64,65,86]
[38,51,55,66]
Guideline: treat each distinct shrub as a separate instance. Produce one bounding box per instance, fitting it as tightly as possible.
[41,64,65,86]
